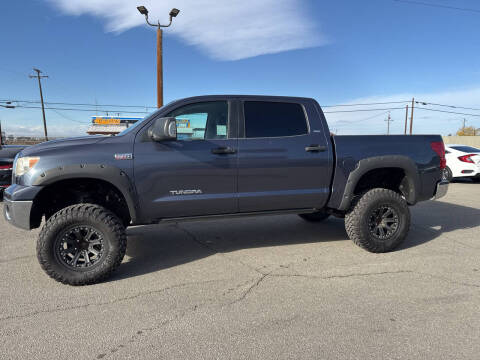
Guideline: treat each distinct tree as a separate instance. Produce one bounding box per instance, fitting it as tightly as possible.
[456,126,479,136]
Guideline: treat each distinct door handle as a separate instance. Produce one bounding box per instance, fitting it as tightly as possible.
[305,145,327,152]
[211,146,237,155]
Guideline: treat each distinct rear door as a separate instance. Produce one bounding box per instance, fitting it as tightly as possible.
[237,98,332,212]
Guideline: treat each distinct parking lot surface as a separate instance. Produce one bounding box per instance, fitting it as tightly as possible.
[1,183,479,359]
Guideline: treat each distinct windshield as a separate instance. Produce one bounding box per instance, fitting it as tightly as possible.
[116,109,162,136]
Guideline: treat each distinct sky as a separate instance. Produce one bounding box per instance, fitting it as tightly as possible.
[1,0,480,137]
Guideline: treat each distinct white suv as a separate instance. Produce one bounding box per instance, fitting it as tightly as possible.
[444,144,480,182]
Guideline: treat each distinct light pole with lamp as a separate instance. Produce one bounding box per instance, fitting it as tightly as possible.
[137,6,180,108]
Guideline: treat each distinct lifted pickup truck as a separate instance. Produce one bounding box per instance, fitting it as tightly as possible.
[3,95,448,285]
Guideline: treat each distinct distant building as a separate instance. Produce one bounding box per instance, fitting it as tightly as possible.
[87,116,142,135]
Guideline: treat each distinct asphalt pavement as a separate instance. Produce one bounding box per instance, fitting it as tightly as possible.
[1,182,479,359]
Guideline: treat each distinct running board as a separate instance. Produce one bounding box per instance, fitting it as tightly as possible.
[158,208,317,223]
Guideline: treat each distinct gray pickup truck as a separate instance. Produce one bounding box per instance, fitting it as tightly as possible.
[3,95,448,285]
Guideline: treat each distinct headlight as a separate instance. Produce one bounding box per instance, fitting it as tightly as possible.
[14,157,40,176]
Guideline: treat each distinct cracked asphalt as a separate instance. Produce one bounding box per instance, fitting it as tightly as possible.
[1,182,479,359]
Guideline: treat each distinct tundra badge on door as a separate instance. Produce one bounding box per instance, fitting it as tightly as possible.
[170,189,203,195]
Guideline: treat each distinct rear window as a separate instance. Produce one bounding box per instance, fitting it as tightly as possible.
[450,146,480,153]
[244,101,308,138]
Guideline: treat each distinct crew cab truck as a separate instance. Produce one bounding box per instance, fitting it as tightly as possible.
[3,95,448,285]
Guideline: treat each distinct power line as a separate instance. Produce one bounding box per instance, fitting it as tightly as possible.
[49,109,91,124]
[416,107,480,117]
[1,99,156,109]
[393,0,480,14]
[333,110,394,125]
[416,101,480,112]
[324,106,407,114]
[11,104,149,114]
[322,100,410,108]
[2,98,410,110]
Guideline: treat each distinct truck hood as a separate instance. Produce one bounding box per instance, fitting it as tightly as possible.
[20,136,107,156]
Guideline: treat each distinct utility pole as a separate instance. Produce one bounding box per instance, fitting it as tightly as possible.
[385,112,393,135]
[29,68,49,141]
[404,105,409,135]
[463,118,467,132]
[0,102,16,145]
[409,97,415,135]
[137,6,180,108]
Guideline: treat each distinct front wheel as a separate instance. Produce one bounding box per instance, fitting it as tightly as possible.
[37,204,127,285]
[345,189,410,253]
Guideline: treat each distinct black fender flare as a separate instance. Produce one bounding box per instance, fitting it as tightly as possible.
[336,155,421,211]
[30,164,139,223]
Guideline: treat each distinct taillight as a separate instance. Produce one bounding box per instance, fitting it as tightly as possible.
[0,164,13,170]
[458,154,476,164]
[431,141,446,169]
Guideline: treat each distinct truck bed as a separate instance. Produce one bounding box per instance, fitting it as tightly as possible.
[327,135,444,210]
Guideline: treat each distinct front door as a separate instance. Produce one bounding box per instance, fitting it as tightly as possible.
[134,100,238,220]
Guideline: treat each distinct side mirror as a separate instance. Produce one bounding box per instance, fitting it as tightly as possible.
[148,117,177,141]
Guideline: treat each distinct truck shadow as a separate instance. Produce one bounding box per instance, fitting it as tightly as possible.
[110,200,480,282]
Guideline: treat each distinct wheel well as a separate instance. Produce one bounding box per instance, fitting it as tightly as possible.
[353,167,410,199]
[30,178,131,228]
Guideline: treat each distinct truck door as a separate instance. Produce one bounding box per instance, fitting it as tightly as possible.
[133,100,238,220]
[237,99,332,212]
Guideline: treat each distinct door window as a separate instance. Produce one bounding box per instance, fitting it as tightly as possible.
[167,101,229,140]
[244,101,308,138]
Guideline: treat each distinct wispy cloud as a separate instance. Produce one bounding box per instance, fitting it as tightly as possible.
[325,87,480,135]
[46,0,326,60]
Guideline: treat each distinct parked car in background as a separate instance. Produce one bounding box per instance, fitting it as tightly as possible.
[0,144,26,198]
[444,144,480,182]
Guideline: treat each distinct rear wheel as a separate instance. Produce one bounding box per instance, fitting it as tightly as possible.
[345,188,410,253]
[298,210,330,222]
[37,204,127,285]
[443,167,453,182]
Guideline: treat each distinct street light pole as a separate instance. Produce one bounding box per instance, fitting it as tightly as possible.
[137,6,180,108]
[157,28,163,109]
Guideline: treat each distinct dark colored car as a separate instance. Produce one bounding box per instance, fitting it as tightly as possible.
[0,145,25,198]
[3,95,448,285]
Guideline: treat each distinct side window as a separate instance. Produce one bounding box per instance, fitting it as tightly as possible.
[244,101,308,138]
[167,101,229,140]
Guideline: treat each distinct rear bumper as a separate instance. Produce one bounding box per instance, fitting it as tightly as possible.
[433,180,449,200]
[3,197,33,230]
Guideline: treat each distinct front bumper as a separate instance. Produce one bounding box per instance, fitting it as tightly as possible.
[434,180,449,200]
[2,185,43,230]
[3,197,33,230]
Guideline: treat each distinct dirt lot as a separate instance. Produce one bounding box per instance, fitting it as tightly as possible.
[1,182,479,359]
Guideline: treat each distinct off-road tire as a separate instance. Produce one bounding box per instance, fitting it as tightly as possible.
[37,204,127,285]
[299,211,330,222]
[345,188,410,253]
